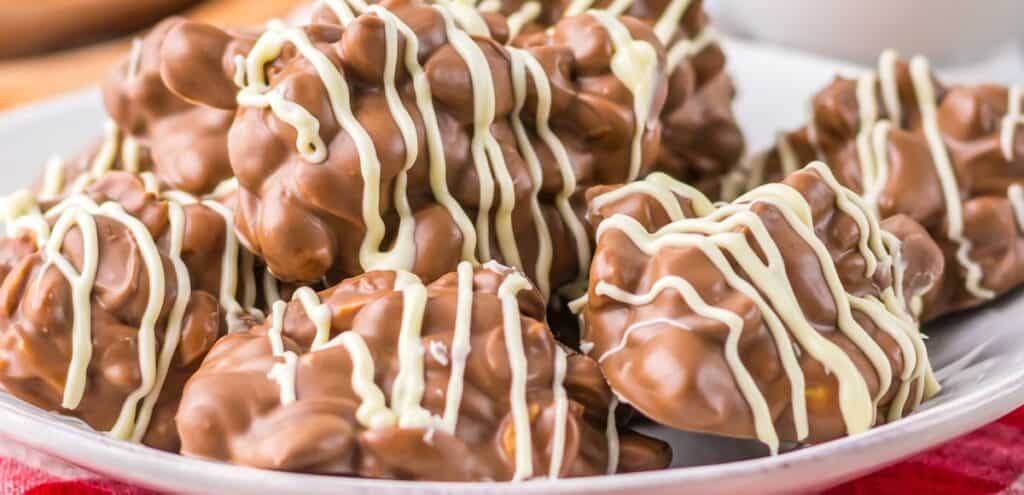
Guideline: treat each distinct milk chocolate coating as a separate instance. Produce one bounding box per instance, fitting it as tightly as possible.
[158,0,669,289]
[0,172,248,451]
[101,18,240,196]
[303,0,746,195]
[730,56,1024,320]
[303,0,745,194]
[582,167,943,444]
[177,266,669,480]
[516,0,743,195]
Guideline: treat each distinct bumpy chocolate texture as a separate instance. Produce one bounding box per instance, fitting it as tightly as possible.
[102,17,241,196]
[157,0,673,297]
[514,0,744,194]
[35,17,240,202]
[0,172,264,451]
[303,0,745,195]
[723,51,1024,321]
[176,264,669,480]
[580,164,944,451]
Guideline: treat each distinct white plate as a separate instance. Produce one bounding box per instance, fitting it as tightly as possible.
[1,42,1024,495]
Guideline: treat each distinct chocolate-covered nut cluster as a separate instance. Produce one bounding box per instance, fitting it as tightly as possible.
[514,0,744,194]
[38,18,243,202]
[102,18,243,196]
[158,0,671,296]
[579,163,942,451]
[723,51,1024,320]
[0,172,263,451]
[177,264,669,480]
[302,0,745,196]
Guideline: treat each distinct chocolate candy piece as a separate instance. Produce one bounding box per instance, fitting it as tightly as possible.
[177,264,669,480]
[159,0,670,297]
[301,0,746,195]
[725,51,1024,320]
[0,173,264,450]
[581,164,942,451]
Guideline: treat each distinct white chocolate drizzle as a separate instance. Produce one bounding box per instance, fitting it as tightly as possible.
[434,5,507,265]
[605,397,619,475]
[240,20,416,271]
[653,0,691,43]
[591,163,933,449]
[1009,184,1024,232]
[547,346,569,479]
[321,0,366,24]
[2,170,261,443]
[566,0,716,72]
[878,50,902,127]
[389,271,434,428]
[370,5,480,264]
[908,56,993,300]
[440,0,491,37]
[273,264,565,479]
[233,1,708,296]
[587,10,659,182]
[34,197,169,443]
[596,276,779,450]
[262,267,283,305]
[266,301,300,404]
[506,2,541,38]
[201,200,256,330]
[507,47,554,297]
[323,329,398,429]
[43,203,100,409]
[292,286,333,350]
[39,156,66,201]
[564,0,596,17]
[131,201,190,442]
[666,27,716,71]
[590,171,714,222]
[440,261,475,433]
[69,120,121,195]
[1001,85,1023,161]
[496,271,534,481]
[506,46,592,290]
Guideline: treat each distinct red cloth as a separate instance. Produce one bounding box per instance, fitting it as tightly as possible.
[6,409,1024,495]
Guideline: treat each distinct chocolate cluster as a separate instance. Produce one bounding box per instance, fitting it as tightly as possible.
[303,0,746,195]
[158,0,677,295]
[517,0,744,194]
[0,172,258,451]
[580,165,943,450]
[38,18,240,202]
[177,264,669,479]
[724,52,1024,320]
[102,18,242,196]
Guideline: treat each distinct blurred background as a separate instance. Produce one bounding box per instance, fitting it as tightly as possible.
[0,0,1021,111]
[0,0,305,110]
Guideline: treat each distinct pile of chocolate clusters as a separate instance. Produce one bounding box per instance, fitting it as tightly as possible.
[0,0,1021,482]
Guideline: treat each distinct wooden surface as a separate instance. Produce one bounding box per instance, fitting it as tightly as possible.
[0,0,305,111]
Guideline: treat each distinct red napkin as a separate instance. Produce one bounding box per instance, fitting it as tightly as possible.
[7,408,1024,495]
